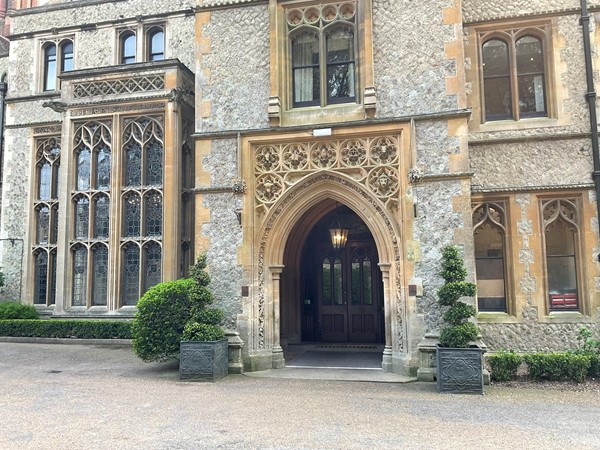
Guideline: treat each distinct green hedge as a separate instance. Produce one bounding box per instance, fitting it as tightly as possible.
[488,350,523,382]
[0,319,132,339]
[0,302,39,320]
[525,353,591,383]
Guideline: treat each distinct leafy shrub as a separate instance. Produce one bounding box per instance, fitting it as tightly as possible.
[132,278,200,362]
[488,349,523,382]
[437,246,478,348]
[0,319,131,339]
[182,322,225,342]
[570,326,600,378]
[132,255,218,362]
[191,308,224,326]
[525,353,591,383]
[0,301,39,320]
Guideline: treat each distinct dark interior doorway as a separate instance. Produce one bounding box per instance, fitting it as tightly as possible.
[300,206,384,343]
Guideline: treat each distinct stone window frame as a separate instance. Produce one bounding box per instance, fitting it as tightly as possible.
[465,19,559,133]
[115,22,166,66]
[471,198,516,318]
[38,35,75,92]
[538,195,587,316]
[268,0,376,127]
[62,114,165,312]
[31,135,61,308]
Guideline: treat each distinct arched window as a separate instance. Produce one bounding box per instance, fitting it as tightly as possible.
[32,137,60,306]
[516,35,546,117]
[480,29,548,122]
[43,43,57,91]
[42,39,74,91]
[542,199,580,311]
[325,27,356,104]
[60,40,74,72]
[482,39,511,120]
[288,3,357,108]
[120,31,136,64]
[147,28,164,61]
[292,31,320,106]
[473,202,508,312]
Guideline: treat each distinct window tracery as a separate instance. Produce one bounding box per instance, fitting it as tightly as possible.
[32,137,60,306]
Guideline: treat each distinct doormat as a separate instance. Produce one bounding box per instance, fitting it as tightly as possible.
[286,351,382,369]
[314,345,378,349]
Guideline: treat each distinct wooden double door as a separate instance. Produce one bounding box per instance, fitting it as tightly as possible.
[311,241,383,343]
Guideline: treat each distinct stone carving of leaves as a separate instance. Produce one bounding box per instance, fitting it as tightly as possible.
[282,144,308,171]
[311,142,337,168]
[256,145,281,172]
[367,166,399,198]
[255,174,284,204]
[370,137,398,165]
[340,139,367,167]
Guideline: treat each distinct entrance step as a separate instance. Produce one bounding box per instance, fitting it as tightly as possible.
[244,367,415,383]
[286,351,382,369]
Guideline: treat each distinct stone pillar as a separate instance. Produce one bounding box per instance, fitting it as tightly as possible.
[270,264,285,369]
[379,262,393,372]
[226,331,244,374]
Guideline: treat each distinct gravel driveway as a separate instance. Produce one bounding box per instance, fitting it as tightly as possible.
[1,342,599,450]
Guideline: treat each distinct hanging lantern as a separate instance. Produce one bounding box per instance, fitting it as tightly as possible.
[329,224,349,249]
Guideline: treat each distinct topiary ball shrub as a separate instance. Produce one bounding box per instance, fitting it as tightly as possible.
[132,279,198,362]
[182,322,225,342]
[437,245,478,348]
[0,301,39,320]
[132,255,217,362]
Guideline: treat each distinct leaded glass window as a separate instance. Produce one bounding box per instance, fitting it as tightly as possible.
[94,194,110,239]
[122,243,140,306]
[96,147,111,190]
[144,242,162,292]
[32,137,61,306]
[33,251,48,305]
[74,196,89,240]
[124,193,141,237]
[91,245,109,306]
[120,116,164,305]
[145,191,162,237]
[70,121,112,308]
[72,245,88,307]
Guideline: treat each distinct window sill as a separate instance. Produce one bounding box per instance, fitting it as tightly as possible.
[540,311,592,323]
[470,116,561,135]
[281,103,367,127]
[476,312,519,323]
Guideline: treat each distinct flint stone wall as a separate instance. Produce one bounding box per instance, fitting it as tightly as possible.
[10,0,195,35]
[462,0,600,23]
[470,138,593,189]
[197,5,270,133]
[0,127,32,302]
[373,0,459,117]
[480,306,600,352]
[413,179,465,334]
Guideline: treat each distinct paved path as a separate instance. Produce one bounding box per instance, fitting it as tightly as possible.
[1,342,599,450]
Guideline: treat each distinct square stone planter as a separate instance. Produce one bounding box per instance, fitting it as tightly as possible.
[436,345,484,394]
[179,339,229,382]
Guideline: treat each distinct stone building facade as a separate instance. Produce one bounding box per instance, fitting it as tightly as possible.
[0,0,599,377]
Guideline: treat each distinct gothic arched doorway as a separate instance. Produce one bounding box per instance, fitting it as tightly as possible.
[281,201,385,345]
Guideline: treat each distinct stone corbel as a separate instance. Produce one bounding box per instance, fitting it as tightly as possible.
[363,86,376,117]
[42,100,68,113]
[268,96,281,126]
[232,178,247,194]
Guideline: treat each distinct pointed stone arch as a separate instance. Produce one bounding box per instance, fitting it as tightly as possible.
[253,171,406,372]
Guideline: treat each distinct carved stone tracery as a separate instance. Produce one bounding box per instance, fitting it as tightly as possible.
[73,75,165,99]
[252,133,405,352]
